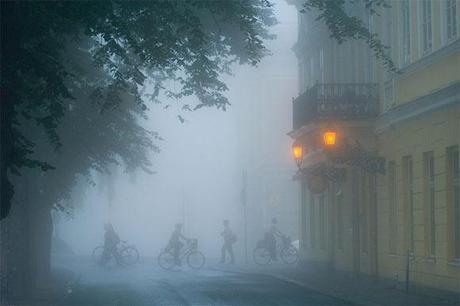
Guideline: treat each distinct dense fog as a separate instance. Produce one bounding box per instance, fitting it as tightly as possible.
[54,1,298,263]
[8,1,455,305]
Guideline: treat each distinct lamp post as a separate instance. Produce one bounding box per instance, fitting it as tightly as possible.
[241,169,248,264]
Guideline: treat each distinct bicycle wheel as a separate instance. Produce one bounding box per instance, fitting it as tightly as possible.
[92,246,105,264]
[158,251,175,270]
[253,247,271,265]
[187,251,205,269]
[120,246,140,265]
[280,245,298,264]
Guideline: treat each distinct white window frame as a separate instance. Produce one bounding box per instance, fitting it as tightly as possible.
[423,151,436,256]
[319,48,324,83]
[400,0,411,67]
[441,0,458,45]
[403,155,415,253]
[418,0,433,56]
[388,161,397,255]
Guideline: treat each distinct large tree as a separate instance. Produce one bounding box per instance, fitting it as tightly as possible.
[0,1,276,300]
[0,0,277,220]
[1,38,158,298]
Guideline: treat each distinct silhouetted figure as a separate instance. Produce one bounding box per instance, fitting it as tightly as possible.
[168,223,189,266]
[219,220,236,264]
[102,223,121,265]
[265,217,283,261]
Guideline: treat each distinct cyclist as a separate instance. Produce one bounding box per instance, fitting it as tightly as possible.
[219,219,236,264]
[168,223,189,266]
[265,217,284,261]
[101,223,121,265]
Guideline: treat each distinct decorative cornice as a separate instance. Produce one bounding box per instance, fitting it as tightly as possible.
[396,39,460,79]
[376,82,460,133]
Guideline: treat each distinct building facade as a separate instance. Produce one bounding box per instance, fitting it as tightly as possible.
[290,0,460,292]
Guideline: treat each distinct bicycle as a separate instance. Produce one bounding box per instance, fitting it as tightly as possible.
[157,238,205,270]
[92,240,140,266]
[253,235,298,265]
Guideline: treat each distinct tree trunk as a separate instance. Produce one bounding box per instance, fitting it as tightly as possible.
[0,174,54,303]
[1,1,22,221]
[29,202,53,288]
[0,177,32,302]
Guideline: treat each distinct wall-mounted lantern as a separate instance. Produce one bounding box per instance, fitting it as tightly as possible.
[323,131,337,147]
[292,141,304,169]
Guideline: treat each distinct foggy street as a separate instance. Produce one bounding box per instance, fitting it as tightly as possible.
[51,257,351,306]
[2,0,460,305]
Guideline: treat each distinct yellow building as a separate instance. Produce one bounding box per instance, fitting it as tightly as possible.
[290,0,460,293]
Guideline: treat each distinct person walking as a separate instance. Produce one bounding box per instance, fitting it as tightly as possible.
[219,220,236,264]
[266,217,283,261]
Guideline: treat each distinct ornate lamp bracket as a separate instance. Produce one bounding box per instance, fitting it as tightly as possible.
[300,164,346,183]
[329,142,386,175]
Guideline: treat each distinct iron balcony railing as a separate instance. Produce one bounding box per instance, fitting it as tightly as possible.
[292,83,379,130]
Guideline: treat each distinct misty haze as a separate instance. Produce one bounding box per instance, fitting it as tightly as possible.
[1,1,459,306]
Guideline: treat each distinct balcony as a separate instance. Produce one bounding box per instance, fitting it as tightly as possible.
[292,83,379,130]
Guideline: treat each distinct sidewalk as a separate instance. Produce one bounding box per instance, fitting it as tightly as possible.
[212,262,460,306]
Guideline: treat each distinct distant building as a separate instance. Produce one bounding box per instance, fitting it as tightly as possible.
[289,0,459,293]
[235,2,300,259]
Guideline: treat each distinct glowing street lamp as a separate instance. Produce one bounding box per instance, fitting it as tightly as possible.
[292,142,304,169]
[323,131,337,147]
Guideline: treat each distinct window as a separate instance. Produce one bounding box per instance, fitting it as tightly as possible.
[333,43,341,83]
[385,9,393,52]
[336,183,344,250]
[300,60,305,91]
[447,146,460,260]
[310,194,316,248]
[301,180,309,249]
[305,59,311,89]
[402,155,414,253]
[400,1,411,67]
[419,0,432,54]
[310,57,315,86]
[423,151,436,256]
[384,10,393,80]
[384,79,394,111]
[319,49,324,83]
[367,14,375,82]
[319,194,326,250]
[445,0,458,42]
[388,161,397,254]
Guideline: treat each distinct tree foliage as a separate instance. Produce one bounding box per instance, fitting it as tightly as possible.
[302,0,396,72]
[21,39,159,216]
[0,0,397,220]
[0,0,276,219]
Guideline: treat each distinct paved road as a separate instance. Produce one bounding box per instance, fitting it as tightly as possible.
[52,257,353,306]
